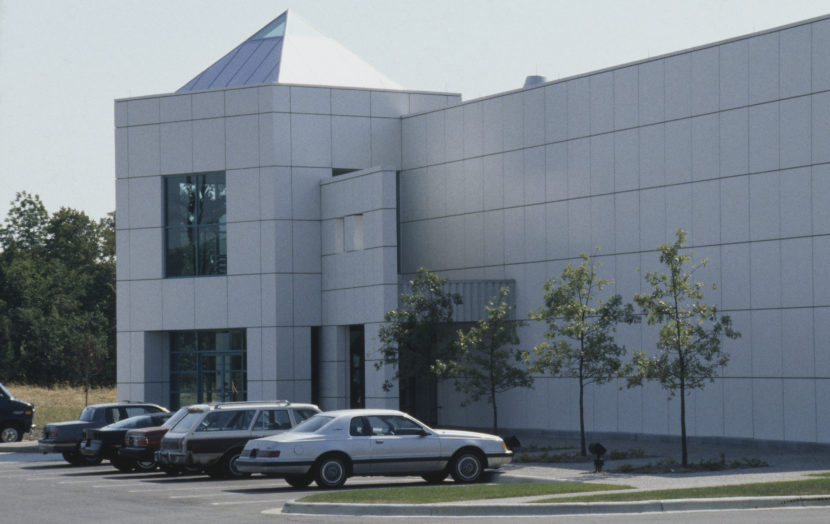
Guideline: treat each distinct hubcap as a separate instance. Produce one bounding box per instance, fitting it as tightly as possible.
[1,427,18,442]
[228,455,242,476]
[457,455,480,480]
[322,461,343,484]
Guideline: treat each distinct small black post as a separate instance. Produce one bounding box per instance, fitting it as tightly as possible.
[588,442,606,473]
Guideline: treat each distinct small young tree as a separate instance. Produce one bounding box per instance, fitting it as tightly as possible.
[526,251,638,456]
[440,287,533,435]
[628,229,740,467]
[67,313,110,406]
[376,268,462,425]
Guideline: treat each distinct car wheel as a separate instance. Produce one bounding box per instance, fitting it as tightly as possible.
[111,457,135,472]
[0,425,21,443]
[223,450,250,479]
[314,455,348,489]
[421,471,448,484]
[62,451,83,465]
[134,459,157,472]
[285,474,314,488]
[79,454,103,466]
[450,451,484,483]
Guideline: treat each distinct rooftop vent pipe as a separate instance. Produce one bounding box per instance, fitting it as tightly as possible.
[523,75,547,88]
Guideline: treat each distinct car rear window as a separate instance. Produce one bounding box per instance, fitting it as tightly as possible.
[79,407,96,422]
[291,415,334,434]
[170,412,204,433]
[162,408,190,429]
[126,406,161,418]
[108,415,155,429]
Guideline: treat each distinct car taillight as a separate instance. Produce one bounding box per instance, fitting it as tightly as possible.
[136,436,149,446]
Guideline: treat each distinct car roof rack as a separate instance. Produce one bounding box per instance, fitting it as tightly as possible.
[214,400,291,409]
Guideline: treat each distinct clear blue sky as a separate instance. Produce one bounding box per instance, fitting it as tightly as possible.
[1,0,828,220]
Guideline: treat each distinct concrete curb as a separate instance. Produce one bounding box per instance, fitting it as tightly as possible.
[278,495,830,517]
[0,442,40,453]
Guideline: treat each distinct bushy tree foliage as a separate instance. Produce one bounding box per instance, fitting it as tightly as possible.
[526,251,638,456]
[0,192,115,387]
[377,268,461,425]
[626,229,739,467]
[441,287,533,434]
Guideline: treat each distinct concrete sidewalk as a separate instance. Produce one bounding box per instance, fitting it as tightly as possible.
[280,433,830,517]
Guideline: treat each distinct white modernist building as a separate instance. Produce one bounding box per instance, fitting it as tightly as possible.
[116,10,830,445]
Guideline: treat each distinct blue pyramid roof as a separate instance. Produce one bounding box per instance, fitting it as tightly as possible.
[178,11,400,93]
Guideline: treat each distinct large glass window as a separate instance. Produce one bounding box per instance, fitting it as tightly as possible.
[170,329,246,410]
[165,173,227,277]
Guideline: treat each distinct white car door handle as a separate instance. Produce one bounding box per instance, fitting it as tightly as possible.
[375,440,384,444]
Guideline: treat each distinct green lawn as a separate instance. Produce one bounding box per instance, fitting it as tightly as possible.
[298,475,830,505]
[534,476,830,503]
[300,482,632,504]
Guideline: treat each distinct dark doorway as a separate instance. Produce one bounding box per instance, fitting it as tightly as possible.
[310,327,320,406]
[349,325,365,409]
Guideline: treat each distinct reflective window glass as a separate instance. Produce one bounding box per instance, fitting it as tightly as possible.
[166,228,196,277]
[164,172,225,277]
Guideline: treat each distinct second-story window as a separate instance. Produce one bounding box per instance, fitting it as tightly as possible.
[165,172,226,277]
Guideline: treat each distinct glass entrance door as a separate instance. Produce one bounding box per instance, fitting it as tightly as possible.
[170,329,246,409]
[199,352,246,403]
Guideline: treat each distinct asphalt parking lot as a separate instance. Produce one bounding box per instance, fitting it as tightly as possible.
[0,450,432,523]
[6,436,830,524]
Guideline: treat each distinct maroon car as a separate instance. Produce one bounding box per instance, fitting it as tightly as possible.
[117,407,188,472]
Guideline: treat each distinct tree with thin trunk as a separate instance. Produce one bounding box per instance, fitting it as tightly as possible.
[438,287,533,435]
[68,321,109,406]
[526,251,638,457]
[376,268,461,426]
[626,229,740,467]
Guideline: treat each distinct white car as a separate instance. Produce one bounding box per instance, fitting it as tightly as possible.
[236,409,512,488]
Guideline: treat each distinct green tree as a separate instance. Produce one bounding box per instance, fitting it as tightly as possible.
[0,191,49,251]
[376,268,461,425]
[526,251,638,456]
[0,193,116,386]
[627,229,739,467]
[440,287,533,435]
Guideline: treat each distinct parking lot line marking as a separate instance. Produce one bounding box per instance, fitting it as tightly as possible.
[169,493,224,499]
[211,499,286,506]
[130,485,232,493]
[92,482,155,488]
[26,476,67,481]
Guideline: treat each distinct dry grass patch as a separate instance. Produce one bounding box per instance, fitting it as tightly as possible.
[5,384,116,439]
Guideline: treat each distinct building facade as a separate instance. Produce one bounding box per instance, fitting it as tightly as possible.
[116,11,830,444]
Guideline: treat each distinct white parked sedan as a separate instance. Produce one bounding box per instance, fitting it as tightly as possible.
[236,409,512,488]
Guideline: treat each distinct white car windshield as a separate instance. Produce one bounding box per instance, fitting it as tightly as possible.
[290,414,334,433]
